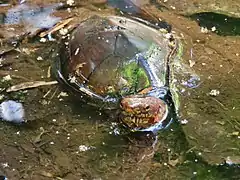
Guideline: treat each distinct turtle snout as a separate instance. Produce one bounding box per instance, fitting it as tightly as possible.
[119,96,168,129]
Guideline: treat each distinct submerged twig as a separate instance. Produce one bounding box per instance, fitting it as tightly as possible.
[39,17,75,37]
[6,80,58,92]
[0,71,30,81]
[210,97,228,110]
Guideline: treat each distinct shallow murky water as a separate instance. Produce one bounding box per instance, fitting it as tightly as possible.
[0,0,240,179]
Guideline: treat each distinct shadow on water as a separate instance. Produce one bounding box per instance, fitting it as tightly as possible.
[153,120,240,180]
[68,90,240,179]
[107,0,172,32]
[189,12,240,36]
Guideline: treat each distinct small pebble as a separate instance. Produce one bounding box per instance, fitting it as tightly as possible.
[59,28,68,36]
[66,0,74,6]
[211,26,216,32]
[58,92,68,98]
[37,56,43,61]
[39,38,47,43]
[200,27,208,33]
[79,145,91,152]
[165,33,172,39]
[1,163,9,168]
[2,75,12,81]
[180,119,188,125]
[0,95,4,101]
[209,89,220,97]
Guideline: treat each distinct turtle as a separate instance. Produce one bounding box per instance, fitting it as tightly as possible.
[53,15,179,132]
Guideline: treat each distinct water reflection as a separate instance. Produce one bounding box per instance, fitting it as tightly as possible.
[4,3,61,34]
[190,12,240,36]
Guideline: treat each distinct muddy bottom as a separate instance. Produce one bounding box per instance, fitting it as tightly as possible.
[0,0,240,179]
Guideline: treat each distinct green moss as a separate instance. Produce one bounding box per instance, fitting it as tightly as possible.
[120,61,150,95]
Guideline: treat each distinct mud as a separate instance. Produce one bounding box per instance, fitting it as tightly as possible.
[0,0,240,179]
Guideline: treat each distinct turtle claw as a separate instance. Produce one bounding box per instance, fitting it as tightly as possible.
[148,86,170,100]
[97,96,119,110]
[152,135,158,149]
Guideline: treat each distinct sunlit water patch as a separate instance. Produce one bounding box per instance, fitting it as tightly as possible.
[4,3,61,34]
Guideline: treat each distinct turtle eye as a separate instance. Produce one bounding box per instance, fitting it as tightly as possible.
[145,105,150,111]
[119,103,123,109]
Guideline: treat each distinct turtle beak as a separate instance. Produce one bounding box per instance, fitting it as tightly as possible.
[119,96,168,129]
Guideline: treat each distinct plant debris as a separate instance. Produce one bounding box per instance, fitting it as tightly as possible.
[6,81,58,92]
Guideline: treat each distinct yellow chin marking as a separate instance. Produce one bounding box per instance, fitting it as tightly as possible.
[122,115,152,128]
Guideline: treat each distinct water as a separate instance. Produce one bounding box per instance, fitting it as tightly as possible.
[0,0,240,179]
[190,12,240,36]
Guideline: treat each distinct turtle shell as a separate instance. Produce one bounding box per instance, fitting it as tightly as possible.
[56,15,175,111]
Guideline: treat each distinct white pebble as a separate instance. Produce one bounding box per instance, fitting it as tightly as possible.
[211,26,216,32]
[1,162,9,168]
[39,38,47,43]
[37,56,43,61]
[59,28,68,36]
[180,119,188,125]
[2,75,12,81]
[200,27,209,33]
[165,33,172,39]
[66,0,74,6]
[79,145,90,152]
[209,89,220,97]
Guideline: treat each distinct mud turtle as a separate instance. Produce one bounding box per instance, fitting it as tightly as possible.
[54,15,179,132]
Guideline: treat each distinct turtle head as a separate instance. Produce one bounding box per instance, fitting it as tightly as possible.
[119,95,168,130]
